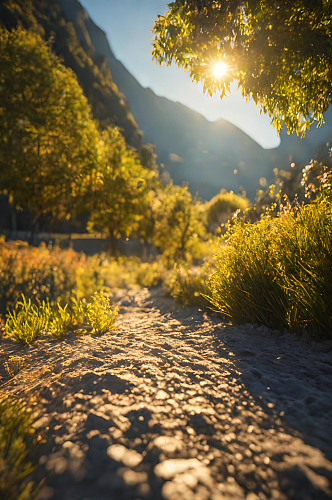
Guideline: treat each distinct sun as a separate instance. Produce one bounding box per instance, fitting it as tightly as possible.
[212,62,228,79]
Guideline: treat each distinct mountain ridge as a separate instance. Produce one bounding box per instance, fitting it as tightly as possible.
[56,0,279,199]
[61,0,332,199]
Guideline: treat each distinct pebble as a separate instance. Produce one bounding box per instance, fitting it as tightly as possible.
[154,458,208,480]
[107,444,143,467]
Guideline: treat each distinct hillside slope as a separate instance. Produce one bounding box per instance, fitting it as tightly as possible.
[275,108,332,166]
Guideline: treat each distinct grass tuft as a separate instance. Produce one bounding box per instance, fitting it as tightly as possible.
[4,357,29,379]
[84,292,118,334]
[5,292,119,344]
[47,303,73,339]
[5,296,50,345]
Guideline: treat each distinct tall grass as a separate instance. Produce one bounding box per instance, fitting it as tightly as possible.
[5,296,50,344]
[0,240,105,314]
[0,394,40,499]
[207,191,332,338]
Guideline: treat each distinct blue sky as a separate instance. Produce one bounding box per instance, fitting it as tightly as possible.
[80,0,280,149]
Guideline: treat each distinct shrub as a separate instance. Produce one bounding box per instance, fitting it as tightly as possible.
[190,235,223,262]
[129,256,166,288]
[0,394,39,500]
[207,192,332,338]
[204,190,249,233]
[152,183,207,265]
[0,240,107,315]
[164,264,211,308]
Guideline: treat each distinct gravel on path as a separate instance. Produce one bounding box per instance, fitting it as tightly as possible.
[1,287,332,500]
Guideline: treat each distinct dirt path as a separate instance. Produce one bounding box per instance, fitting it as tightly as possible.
[1,288,332,500]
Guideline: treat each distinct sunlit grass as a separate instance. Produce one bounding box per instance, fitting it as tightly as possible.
[5,296,50,345]
[0,241,168,315]
[207,190,332,338]
[76,292,119,335]
[5,292,119,344]
[4,356,29,379]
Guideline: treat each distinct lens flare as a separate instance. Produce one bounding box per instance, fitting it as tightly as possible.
[212,62,228,79]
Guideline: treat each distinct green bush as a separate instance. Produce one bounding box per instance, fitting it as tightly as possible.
[204,189,249,233]
[0,394,39,500]
[152,183,207,265]
[207,189,332,338]
[118,256,166,288]
[164,264,211,308]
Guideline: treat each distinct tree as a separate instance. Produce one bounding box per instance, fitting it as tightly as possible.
[152,1,332,135]
[0,28,100,226]
[86,127,155,253]
[152,182,206,264]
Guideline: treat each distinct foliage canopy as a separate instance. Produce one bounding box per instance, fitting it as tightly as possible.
[0,28,100,218]
[86,127,155,250]
[152,0,332,135]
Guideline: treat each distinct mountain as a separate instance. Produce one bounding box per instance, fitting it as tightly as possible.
[57,0,332,199]
[275,109,332,167]
[57,0,278,200]
[1,0,331,202]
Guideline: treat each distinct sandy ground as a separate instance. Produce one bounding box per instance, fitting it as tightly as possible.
[1,287,332,500]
